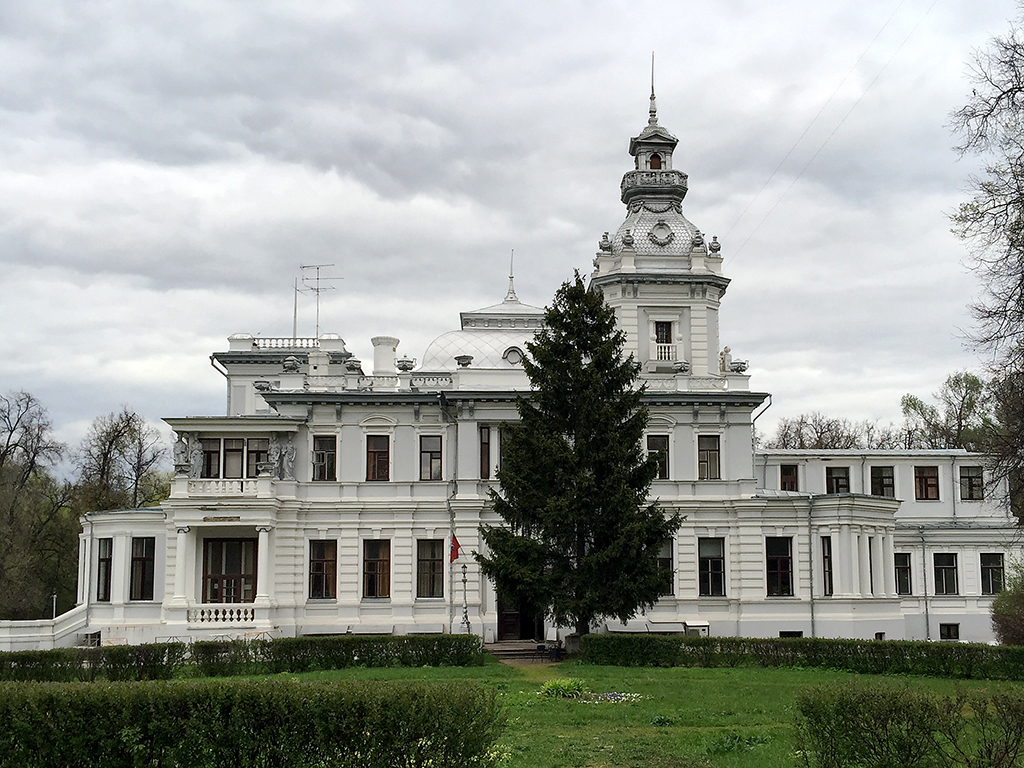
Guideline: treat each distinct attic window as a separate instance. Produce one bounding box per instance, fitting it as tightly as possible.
[503,347,524,365]
[650,153,662,170]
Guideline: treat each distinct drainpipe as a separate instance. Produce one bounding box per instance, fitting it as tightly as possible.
[860,454,867,495]
[751,394,772,482]
[950,455,958,520]
[440,393,460,634]
[808,495,817,638]
[919,528,930,641]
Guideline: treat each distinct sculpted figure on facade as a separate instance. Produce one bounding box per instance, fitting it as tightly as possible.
[188,436,203,479]
[282,435,296,480]
[172,432,190,474]
[269,435,282,480]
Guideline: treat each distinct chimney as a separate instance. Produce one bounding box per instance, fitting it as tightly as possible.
[371,336,399,376]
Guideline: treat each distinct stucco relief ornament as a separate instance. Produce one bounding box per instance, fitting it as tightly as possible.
[599,232,612,252]
[641,201,676,214]
[649,220,674,247]
[283,356,301,373]
[709,236,722,254]
[396,356,416,372]
[691,230,705,249]
[269,435,282,479]
[282,435,296,480]
[672,360,690,374]
[621,230,635,248]
[188,437,203,479]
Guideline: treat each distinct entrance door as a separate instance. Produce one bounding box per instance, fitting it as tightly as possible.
[496,598,543,641]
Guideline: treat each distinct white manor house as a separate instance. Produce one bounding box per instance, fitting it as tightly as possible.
[1,95,1018,651]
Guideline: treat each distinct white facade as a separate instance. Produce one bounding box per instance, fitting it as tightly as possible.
[1,94,1017,651]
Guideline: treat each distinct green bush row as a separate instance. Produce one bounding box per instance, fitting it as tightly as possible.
[0,643,187,682]
[795,680,1024,768]
[0,634,483,682]
[581,634,1024,679]
[192,634,485,677]
[0,678,504,768]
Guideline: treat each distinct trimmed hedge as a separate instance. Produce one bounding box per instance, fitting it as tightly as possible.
[581,634,1024,680]
[0,678,504,768]
[795,680,1024,768]
[0,634,484,682]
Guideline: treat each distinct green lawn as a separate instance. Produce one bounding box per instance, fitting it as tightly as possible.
[282,655,998,768]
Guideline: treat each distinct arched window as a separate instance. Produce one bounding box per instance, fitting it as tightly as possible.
[649,153,662,170]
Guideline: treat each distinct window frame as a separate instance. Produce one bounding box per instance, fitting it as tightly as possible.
[96,538,113,602]
[308,540,337,600]
[202,538,257,604]
[939,623,960,641]
[915,466,941,501]
[129,537,156,602]
[960,466,985,501]
[657,540,674,596]
[698,537,726,597]
[870,465,895,497]
[647,434,670,480]
[697,435,721,480]
[654,320,672,344]
[419,435,443,481]
[981,552,1004,595]
[825,466,850,494]
[246,438,270,478]
[312,435,337,482]
[366,435,390,481]
[933,552,959,596]
[363,539,391,598]
[766,536,794,597]
[416,539,444,599]
[821,536,834,597]
[780,464,799,492]
[895,552,913,595]
[479,425,491,480]
[200,439,221,479]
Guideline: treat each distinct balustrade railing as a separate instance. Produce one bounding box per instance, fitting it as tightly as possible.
[252,337,319,349]
[655,344,677,361]
[187,479,258,496]
[187,605,256,624]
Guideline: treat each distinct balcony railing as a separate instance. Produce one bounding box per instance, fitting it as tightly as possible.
[187,605,256,624]
[252,337,319,349]
[187,479,258,497]
[655,344,677,361]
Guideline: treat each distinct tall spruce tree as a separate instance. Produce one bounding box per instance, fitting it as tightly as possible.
[477,274,680,636]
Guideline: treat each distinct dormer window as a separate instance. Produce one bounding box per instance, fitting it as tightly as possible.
[649,153,662,170]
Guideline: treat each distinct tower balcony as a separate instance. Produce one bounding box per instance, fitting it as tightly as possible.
[620,170,688,204]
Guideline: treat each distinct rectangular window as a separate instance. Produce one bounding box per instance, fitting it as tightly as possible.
[934,553,959,595]
[96,538,113,602]
[780,464,799,492]
[420,435,442,481]
[647,435,669,479]
[246,438,270,478]
[821,536,834,597]
[200,439,221,479]
[309,540,337,600]
[870,466,895,497]
[203,539,257,603]
[222,438,244,479]
[895,552,912,595]
[779,630,804,638]
[981,553,1004,595]
[698,436,721,480]
[915,466,940,500]
[939,623,960,641]
[658,540,674,596]
[312,436,337,481]
[766,537,793,597]
[417,540,444,598]
[480,426,491,480]
[366,435,390,481]
[960,466,985,501]
[129,537,156,601]
[699,537,726,597]
[825,466,850,494]
[655,321,672,344]
[363,540,390,598]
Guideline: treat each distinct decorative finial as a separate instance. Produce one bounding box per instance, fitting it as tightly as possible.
[649,51,658,125]
[504,249,519,302]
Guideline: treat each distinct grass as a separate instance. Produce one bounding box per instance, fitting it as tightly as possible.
[273,654,1001,768]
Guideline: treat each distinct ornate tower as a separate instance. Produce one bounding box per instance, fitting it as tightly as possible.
[590,88,740,384]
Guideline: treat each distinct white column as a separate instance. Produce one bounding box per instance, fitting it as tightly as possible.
[837,524,853,595]
[881,530,896,597]
[858,534,871,596]
[172,526,190,604]
[255,526,272,603]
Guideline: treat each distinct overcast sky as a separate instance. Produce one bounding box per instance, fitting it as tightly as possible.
[0,0,1015,455]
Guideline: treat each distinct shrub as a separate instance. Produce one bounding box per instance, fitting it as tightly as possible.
[539,678,589,698]
[0,678,505,768]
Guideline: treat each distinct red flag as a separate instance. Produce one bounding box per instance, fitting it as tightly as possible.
[450,534,461,563]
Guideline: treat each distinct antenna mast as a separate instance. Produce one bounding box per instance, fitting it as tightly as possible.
[298,264,343,339]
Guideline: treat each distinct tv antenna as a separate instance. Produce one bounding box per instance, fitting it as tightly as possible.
[294,264,343,339]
